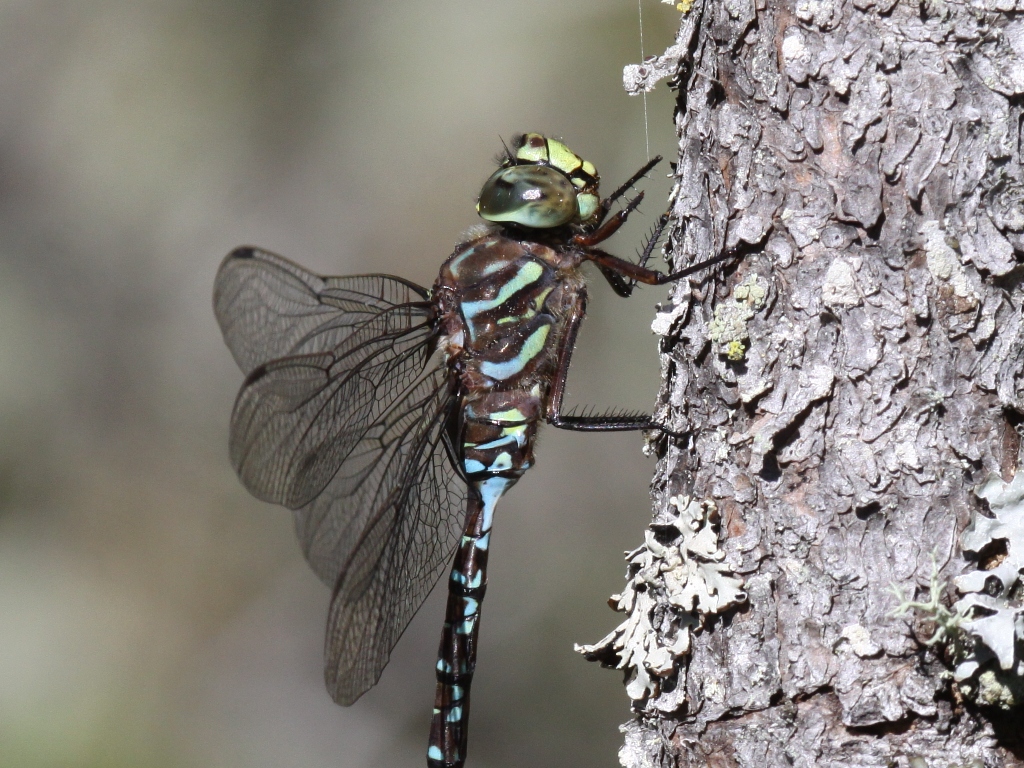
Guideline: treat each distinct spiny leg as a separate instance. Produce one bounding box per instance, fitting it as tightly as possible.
[585,245,741,287]
[595,155,662,224]
[596,212,671,298]
[545,291,659,432]
[635,213,670,271]
[561,236,745,433]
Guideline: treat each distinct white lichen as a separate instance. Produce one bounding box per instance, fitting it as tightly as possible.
[650,300,688,337]
[782,29,811,68]
[820,258,862,308]
[893,474,1024,709]
[839,624,882,657]
[950,471,1024,708]
[576,495,747,706]
[708,274,767,361]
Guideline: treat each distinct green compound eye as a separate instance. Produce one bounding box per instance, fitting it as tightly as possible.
[477,165,577,229]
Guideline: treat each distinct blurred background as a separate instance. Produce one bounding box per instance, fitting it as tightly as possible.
[0,2,683,767]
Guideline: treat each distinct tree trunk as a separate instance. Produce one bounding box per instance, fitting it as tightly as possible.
[579,0,1024,765]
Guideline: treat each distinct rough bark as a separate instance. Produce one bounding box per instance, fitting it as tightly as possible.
[580,0,1024,765]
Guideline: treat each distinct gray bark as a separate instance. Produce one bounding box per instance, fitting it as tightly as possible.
[580,0,1024,764]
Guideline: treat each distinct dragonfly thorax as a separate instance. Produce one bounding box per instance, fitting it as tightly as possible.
[437,233,583,395]
[435,230,585,486]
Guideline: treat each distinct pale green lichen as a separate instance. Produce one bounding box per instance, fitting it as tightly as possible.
[708,274,766,362]
[725,339,746,359]
[576,496,746,706]
[972,668,1024,709]
[889,556,968,652]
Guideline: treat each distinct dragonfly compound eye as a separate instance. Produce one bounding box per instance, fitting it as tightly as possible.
[477,165,577,229]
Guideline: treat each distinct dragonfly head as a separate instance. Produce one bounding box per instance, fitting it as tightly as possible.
[476,133,601,230]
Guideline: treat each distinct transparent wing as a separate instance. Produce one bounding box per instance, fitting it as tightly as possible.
[310,369,467,704]
[214,245,430,375]
[214,245,468,704]
[228,310,444,508]
[216,246,436,507]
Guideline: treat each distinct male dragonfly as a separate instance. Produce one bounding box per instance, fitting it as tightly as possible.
[214,133,734,767]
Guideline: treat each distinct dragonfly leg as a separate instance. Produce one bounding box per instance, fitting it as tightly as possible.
[595,265,635,298]
[595,212,671,298]
[545,292,658,432]
[428,476,513,768]
[593,155,662,226]
[571,191,644,248]
[585,245,740,286]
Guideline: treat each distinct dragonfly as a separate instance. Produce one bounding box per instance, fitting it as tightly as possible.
[213,133,736,768]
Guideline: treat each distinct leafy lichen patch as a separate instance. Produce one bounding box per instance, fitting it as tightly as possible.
[576,495,746,708]
[950,471,1024,708]
[896,473,1024,709]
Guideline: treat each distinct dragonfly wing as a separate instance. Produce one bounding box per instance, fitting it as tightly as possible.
[217,246,437,508]
[216,245,467,705]
[228,314,438,508]
[214,245,430,375]
[304,366,467,704]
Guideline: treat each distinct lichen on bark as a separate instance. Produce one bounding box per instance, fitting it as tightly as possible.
[593,0,1024,764]
[951,472,1024,708]
[576,494,747,708]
